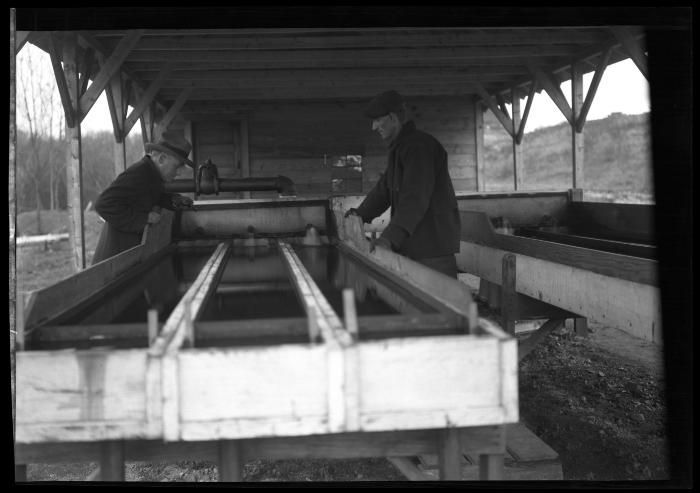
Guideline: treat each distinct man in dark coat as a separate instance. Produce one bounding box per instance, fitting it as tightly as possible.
[91,131,196,265]
[346,90,461,278]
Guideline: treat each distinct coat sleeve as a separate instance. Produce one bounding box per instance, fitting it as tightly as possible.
[95,170,151,233]
[381,140,436,249]
[355,171,390,222]
[157,193,178,210]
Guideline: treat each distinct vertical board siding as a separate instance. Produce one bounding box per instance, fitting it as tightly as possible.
[197,97,477,198]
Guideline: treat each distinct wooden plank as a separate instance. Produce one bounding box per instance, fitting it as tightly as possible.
[438,428,461,480]
[576,47,612,132]
[518,228,655,259]
[78,30,144,123]
[16,425,505,463]
[527,64,573,125]
[123,64,172,136]
[610,26,648,80]
[516,82,536,144]
[218,440,243,482]
[518,319,564,362]
[456,241,662,343]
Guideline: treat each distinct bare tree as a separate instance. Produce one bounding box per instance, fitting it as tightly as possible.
[17,45,65,232]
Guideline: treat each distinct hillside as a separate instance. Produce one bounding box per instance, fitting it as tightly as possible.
[482,111,654,195]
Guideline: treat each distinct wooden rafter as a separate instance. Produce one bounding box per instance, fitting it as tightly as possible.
[159,87,193,130]
[516,82,537,144]
[496,94,511,120]
[105,72,127,142]
[576,47,613,132]
[609,26,648,80]
[47,33,75,128]
[527,63,573,125]
[474,83,514,138]
[77,47,95,98]
[123,64,172,137]
[78,30,144,124]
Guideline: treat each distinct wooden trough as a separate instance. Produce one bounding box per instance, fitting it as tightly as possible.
[15,198,519,481]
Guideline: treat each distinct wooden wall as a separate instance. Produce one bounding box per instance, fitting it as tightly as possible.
[190,96,477,199]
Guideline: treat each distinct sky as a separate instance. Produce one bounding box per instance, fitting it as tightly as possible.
[16,43,650,136]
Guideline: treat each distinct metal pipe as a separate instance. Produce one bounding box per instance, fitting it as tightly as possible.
[165,176,296,196]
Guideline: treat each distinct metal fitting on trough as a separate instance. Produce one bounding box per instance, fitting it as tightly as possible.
[165,175,296,196]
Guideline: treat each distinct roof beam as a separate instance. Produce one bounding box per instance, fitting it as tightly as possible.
[474,83,514,138]
[609,26,648,80]
[47,33,75,128]
[78,30,144,124]
[122,64,172,136]
[158,86,193,130]
[575,47,613,132]
[527,63,573,125]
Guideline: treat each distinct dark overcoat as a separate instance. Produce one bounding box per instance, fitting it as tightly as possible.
[356,121,461,259]
[92,156,176,264]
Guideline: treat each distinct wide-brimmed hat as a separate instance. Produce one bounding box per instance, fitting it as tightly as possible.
[145,130,195,168]
[363,90,405,119]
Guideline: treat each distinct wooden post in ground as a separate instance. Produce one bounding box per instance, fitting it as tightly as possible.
[571,62,585,189]
[501,253,517,336]
[474,98,485,191]
[99,441,125,481]
[479,453,504,480]
[574,317,588,337]
[218,440,243,482]
[62,32,86,271]
[511,88,523,190]
[438,428,461,480]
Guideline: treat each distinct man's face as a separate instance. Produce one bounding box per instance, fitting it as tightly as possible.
[156,153,185,182]
[371,113,401,143]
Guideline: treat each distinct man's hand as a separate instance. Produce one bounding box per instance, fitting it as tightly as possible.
[344,208,360,219]
[171,194,196,211]
[147,210,162,224]
[370,236,393,253]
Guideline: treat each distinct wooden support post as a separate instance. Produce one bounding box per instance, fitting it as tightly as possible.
[147,308,158,346]
[218,440,243,482]
[99,441,125,481]
[501,254,517,336]
[474,98,485,191]
[184,297,194,347]
[63,33,86,271]
[16,291,25,351]
[105,72,128,175]
[571,62,585,189]
[528,64,574,125]
[240,117,250,198]
[342,288,358,337]
[478,453,504,480]
[511,88,523,190]
[574,317,588,337]
[474,83,514,138]
[438,428,461,480]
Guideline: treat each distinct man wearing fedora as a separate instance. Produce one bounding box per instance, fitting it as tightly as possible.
[345,90,461,278]
[92,130,196,264]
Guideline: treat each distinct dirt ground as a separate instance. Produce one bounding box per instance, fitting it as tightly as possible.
[15,226,669,482]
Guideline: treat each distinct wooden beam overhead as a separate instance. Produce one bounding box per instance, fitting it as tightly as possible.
[609,26,648,80]
[78,30,144,123]
[78,47,95,98]
[474,83,514,139]
[496,94,511,120]
[527,63,573,125]
[123,64,172,136]
[47,33,75,128]
[125,45,580,64]
[15,30,32,54]
[576,47,613,132]
[158,87,193,130]
[516,82,537,144]
[121,30,609,51]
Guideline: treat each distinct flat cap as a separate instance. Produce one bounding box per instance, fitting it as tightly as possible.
[363,90,404,119]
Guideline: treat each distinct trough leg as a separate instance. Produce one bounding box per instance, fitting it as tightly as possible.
[99,440,125,481]
[501,253,517,336]
[574,317,588,337]
[478,453,504,480]
[438,428,461,480]
[218,440,244,482]
[15,464,27,482]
